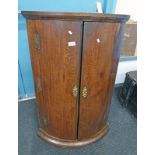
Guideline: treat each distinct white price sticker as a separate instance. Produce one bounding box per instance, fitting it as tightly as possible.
[68,41,76,47]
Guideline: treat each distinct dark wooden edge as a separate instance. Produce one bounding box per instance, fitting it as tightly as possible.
[38,123,109,148]
[22,11,130,23]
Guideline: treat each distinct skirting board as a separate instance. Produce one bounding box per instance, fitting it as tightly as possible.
[18,96,36,102]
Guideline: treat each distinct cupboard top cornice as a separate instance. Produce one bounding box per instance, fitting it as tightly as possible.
[22,11,130,23]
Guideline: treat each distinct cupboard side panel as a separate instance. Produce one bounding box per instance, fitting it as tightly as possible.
[104,23,126,123]
[26,20,45,130]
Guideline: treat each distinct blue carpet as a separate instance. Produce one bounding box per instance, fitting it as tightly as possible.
[18,88,137,155]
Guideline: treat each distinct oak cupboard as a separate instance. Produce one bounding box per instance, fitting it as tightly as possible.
[22,11,129,148]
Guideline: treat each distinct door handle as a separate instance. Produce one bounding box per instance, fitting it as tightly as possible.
[82,86,88,98]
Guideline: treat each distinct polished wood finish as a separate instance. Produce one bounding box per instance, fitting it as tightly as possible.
[23,11,129,148]
[38,123,109,148]
[27,20,82,140]
[22,11,129,22]
[79,22,120,139]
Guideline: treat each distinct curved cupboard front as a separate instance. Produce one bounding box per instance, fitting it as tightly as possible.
[22,11,129,148]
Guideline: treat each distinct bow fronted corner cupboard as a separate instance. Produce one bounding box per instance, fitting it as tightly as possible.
[22,11,129,148]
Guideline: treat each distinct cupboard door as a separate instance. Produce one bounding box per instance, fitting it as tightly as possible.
[79,22,120,139]
[27,20,82,140]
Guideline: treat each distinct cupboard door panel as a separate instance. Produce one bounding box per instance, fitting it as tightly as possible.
[27,20,82,140]
[79,22,120,139]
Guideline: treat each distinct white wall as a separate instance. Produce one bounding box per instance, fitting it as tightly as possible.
[115,0,137,21]
[114,0,137,84]
[115,60,137,84]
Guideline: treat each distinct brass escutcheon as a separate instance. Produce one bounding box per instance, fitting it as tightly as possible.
[82,86,88,98]
[72,85,78,97]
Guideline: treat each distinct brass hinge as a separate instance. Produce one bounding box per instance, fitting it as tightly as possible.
[42,115,48,128]
[34,32,40,49]
[37,78,42,92]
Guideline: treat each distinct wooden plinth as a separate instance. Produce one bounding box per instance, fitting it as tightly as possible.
[38,123,109,148]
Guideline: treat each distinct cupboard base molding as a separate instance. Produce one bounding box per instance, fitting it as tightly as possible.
[38,123,109,148]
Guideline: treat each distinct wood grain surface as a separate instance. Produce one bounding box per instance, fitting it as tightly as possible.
[22,11,130,23]
[78,22,120,139]
[24,11,129,147]
[27,19,82,140]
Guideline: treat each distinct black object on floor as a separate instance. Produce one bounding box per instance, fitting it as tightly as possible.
[119,71,137,117]
[18,88,137,155]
